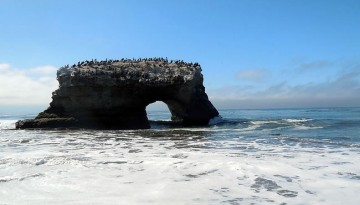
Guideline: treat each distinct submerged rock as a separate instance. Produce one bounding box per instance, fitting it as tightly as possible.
[16,58,219,129]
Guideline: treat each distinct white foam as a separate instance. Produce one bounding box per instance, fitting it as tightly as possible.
[0,120,17,130]
[284,118,312,123]
[250,120,288,126]
[0,130,359,205]
[293,125,323,130]
[208,116,223,125]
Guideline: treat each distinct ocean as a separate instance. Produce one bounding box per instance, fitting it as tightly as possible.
[0,108,359,204]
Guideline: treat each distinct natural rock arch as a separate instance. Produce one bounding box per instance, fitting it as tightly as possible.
[16,58,219,129]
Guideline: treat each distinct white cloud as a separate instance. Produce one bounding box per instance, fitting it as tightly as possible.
[28,65,58,75]
[237,68,267,82]
[0,64,58,105]
[0,63,11,71]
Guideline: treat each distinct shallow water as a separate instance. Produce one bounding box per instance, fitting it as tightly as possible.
[1,108,360,204]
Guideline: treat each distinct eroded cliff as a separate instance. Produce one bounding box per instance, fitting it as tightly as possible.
[16,58,219,129]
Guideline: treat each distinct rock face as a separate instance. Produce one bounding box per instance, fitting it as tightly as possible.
[16,58,219,129]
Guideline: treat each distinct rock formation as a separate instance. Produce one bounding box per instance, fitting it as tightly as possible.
[16,58,219,129]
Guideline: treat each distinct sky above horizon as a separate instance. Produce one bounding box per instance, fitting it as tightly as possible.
[1,0,360,114]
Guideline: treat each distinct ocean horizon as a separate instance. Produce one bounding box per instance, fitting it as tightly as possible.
[1,107,360,204]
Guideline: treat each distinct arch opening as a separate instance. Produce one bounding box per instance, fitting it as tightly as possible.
[145,101,183,128]
[146,101,171,121]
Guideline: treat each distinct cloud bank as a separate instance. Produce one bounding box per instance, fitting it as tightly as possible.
[209,66,360,109]
[0,63,58,106]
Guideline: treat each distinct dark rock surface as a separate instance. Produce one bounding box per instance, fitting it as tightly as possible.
[16,58,219,129]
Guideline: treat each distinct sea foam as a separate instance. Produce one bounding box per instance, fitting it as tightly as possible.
[1,108,360,204]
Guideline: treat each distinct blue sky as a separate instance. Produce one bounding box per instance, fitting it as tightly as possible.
[0,0,359,113]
